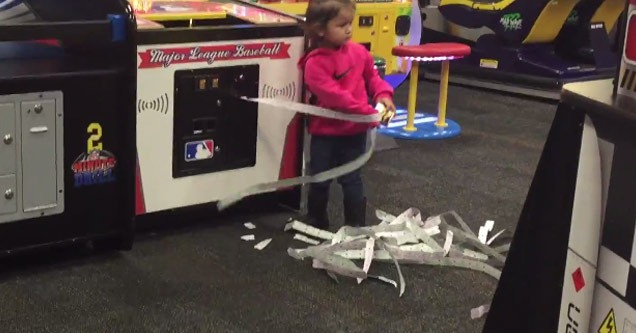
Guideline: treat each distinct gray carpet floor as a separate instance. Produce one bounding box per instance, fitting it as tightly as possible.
[0,81,556,332]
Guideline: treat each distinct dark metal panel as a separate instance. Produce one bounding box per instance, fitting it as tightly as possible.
[138,24,303,45]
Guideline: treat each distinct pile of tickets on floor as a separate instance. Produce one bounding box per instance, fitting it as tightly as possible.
[284,208,510,298]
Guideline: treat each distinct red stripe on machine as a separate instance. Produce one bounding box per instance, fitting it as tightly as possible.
[138,42,291,69]
[626,11,636,62]
[135,157,146,215]
[279,114,302,182]
[35,39,60,46]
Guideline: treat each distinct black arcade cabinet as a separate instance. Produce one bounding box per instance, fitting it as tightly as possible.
[483,2,636,330]
[0,0,137,255]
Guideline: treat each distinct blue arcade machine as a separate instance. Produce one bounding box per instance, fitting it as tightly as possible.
[420,0,625,98]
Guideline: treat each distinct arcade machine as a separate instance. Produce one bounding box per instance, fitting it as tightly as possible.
[0,0,137,255]
[129,1,307,219]
[252,0,416,77]
[554,0,625,67]
[420,0,625,99]
[482,0,636,331]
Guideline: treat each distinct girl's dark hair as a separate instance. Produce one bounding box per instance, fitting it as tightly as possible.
[303,0,355,45]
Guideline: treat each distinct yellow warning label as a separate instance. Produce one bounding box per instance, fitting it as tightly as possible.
[598,308,617,333]
[479,59,499,69]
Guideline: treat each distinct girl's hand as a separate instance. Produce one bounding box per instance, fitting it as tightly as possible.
[380,109,395,126]
[377,97,396,113]
[376,98,396,126]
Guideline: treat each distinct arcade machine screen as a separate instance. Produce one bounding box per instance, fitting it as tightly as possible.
[131,0,297,25]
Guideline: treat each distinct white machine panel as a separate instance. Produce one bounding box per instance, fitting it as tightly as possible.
[136,36,305,214]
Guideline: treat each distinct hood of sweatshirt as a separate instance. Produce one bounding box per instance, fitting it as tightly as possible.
[297,44,347,71]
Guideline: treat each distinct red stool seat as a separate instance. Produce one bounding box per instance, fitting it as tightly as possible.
[392,43,471,59]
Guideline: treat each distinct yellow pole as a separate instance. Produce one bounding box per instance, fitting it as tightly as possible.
[436,60,450,128]
[404,60,419,132]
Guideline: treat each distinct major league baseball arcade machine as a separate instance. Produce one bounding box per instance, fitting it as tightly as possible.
[0,0,137,255]
[130,1,306,220]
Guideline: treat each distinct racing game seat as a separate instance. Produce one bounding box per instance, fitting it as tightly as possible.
[555,0,625,65]
[565,0,626,35]
[439,0,581,45]
[435,0,614,79]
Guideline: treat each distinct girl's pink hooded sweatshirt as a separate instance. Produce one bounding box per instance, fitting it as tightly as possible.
[298,41,394,136]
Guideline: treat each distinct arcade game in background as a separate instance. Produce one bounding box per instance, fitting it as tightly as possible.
[255,0,421,81]
[129,0,306,218]
[420,0,625,99]
[0,0,137,254]
[483,1,636,331]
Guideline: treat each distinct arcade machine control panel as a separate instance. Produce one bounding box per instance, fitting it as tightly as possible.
[173,65,259,178]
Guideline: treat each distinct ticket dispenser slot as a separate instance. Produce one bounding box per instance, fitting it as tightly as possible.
[359,16,374,27]
[173,65,259,178]
[192,117,217,135]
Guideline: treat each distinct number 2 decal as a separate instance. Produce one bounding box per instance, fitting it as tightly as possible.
[74,122,117,188]
[87,123,103,153]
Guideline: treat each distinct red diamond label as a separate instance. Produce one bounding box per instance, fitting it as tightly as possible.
[572,267,585,292]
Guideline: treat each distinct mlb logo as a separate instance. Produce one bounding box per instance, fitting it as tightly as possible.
[185,139,215,162]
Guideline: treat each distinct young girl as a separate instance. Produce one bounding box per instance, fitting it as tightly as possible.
[298,0,396,228]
